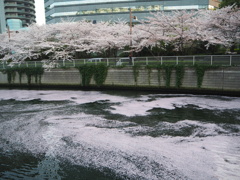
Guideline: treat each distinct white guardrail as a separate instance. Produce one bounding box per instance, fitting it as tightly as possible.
[0,55,240,69]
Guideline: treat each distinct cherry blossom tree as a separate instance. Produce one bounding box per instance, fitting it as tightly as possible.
[0,28,38,64]
[133,6,239,55]
[199,5,240,52]
[1,6,239,68]
[0,19,130,67]
[73,20,129,57]
[132,11,170,53]
[0,33,10,58]
[133,10,203,55]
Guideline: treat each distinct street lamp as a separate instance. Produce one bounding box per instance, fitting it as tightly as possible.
[6,24,10,41]
[129,8,137,64]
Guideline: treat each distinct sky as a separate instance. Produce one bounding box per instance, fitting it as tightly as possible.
[35,0,45,25]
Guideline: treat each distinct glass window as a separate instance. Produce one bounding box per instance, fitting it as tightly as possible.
[164,5,200,10]
[48,0,140,9]
[51,11,78,17]
[7,19,23,31]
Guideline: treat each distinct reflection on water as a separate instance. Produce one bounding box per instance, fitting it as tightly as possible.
[0,89,240,180]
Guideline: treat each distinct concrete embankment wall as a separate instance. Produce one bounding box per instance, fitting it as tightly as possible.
[0,67,240,96]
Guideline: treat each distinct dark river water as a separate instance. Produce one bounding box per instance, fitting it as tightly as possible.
[0,89,239,180]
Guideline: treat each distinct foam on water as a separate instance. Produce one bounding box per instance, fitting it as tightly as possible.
[0,89,240,179]
[1,90,240,117]
[1,113,240,179]
[110,95,240,117]
[0,89,128,104]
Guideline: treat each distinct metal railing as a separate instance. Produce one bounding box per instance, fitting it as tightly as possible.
[0,55,239,69]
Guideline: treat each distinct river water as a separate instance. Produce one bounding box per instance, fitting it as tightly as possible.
[0,89,239,180]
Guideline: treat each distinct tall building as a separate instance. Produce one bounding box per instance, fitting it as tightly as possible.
[0,0,6,33]
[0,0,36,33]
[44,0,221,24]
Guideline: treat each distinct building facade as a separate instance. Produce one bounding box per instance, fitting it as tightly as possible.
[44,0,221,24]
[0,0,6,33]
[0,0,36,33]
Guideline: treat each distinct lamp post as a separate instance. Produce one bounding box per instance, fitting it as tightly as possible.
[129,8,137,64]
[7,24,10,41]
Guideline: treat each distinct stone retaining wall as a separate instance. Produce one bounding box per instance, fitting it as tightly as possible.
[0,67,239,95]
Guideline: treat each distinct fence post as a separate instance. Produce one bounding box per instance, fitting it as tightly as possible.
[107,58,109,66]
[63,60,65,67]
[161,56,163,65]
[230,55,232,66]
[211,56,213,65]
[73,59,75,67]
[35,61,37,67]
[176,56,178,65]
[26,62,28,67]
[146,57,148,65]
